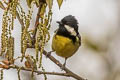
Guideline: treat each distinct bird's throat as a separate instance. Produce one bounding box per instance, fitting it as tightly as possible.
[56,27,76,43]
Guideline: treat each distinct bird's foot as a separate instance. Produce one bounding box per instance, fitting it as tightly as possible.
[60,63,66,70]
[60,58,67,70]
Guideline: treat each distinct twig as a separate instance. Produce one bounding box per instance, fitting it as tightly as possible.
[9,65,71,77]
[32,3,43,42]
[43,51,86,80]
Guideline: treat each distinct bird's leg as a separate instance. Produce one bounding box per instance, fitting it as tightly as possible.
[46,51,54,57]
[63,57,67,67]
[61,57,68,70]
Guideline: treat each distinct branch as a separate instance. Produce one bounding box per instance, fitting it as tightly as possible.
[32,3,43,42]
[43,51,86,80]
[9,65,71,77]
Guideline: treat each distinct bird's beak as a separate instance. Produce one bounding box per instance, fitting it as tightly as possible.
[56,21,62,25]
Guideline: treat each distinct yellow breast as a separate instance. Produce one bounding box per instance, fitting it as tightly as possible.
[52,35,80,58]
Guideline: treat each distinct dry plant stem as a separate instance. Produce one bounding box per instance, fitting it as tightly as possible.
[32,3,43,41]
[9,65,71,77]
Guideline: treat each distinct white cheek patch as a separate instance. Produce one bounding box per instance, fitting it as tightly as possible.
[64,25,77,36]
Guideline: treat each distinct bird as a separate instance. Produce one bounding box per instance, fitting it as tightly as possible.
[52,15,81,67]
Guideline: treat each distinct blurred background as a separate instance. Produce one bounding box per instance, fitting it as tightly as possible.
[0,0,120,80]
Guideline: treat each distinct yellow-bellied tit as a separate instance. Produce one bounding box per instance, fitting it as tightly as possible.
[52,15,81,66]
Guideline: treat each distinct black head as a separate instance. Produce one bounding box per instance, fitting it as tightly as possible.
[61,15,78,26]
[56,15,80,43]
[57,15,79,34]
